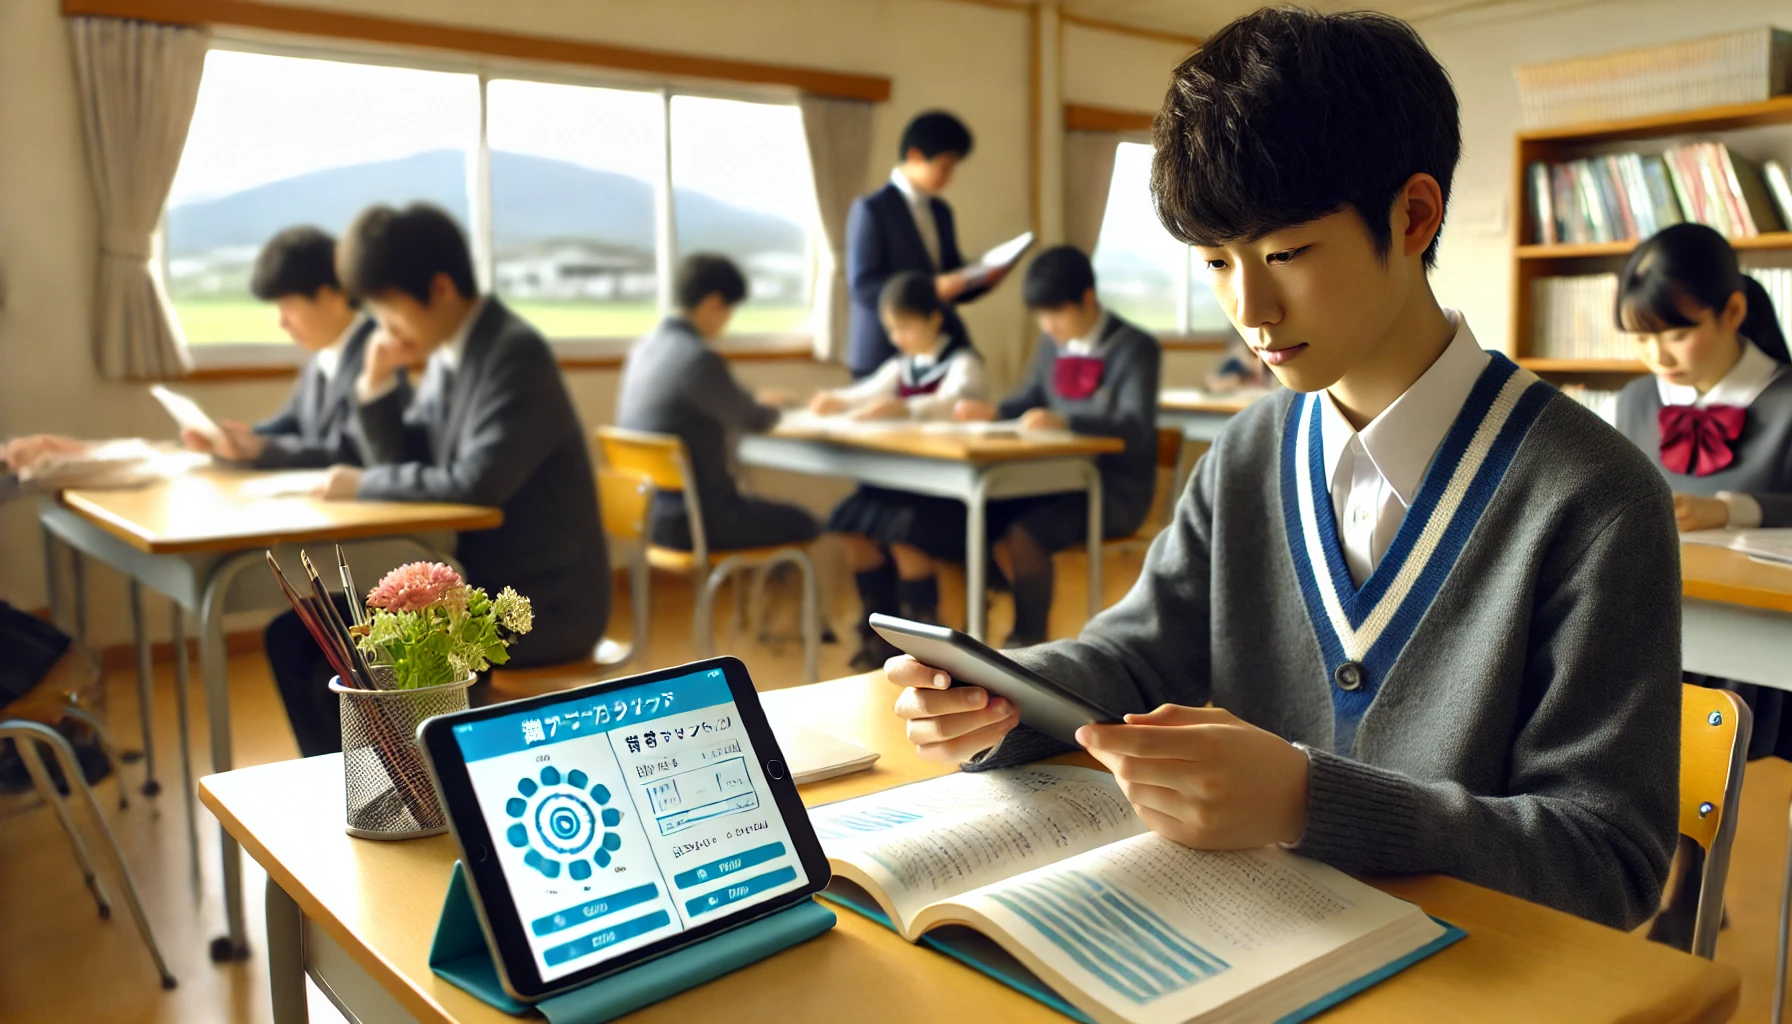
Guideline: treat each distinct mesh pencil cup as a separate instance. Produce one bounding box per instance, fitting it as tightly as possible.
[330,671,474,840]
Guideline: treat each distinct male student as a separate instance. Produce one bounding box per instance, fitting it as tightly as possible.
[180,225,385,467]
[308,203,608,714]
[956,245,1160,648]
[845,110,1000,379]
[886,8,1681,932]
[617,254,819,552]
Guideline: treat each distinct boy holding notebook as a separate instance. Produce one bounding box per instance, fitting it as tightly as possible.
[886,8,1681,930]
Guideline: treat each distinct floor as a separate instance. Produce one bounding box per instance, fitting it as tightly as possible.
[2,552,1788,1023]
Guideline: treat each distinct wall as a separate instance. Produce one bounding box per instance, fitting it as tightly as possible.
[1418,0,1792,351]
[0,0,1194,645]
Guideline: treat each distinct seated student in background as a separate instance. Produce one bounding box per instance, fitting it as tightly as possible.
[617,253,819,553]
[845,110,1001,380]
[812,271,988,668]
[887,8,1679,932]
[303,203,606,726]
[954,245,1161,648]
[179,226,387,468]
[1610,222,1792,945]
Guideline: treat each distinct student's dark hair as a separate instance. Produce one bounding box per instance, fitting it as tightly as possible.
[337,203,476,304]
[898,111,974,161]
[674,253,748,311]
[1615,222,1791,364]
[1151,7,1460,270]
[250,226,345,302]
[879,271,945,321]
[1022,246,1097,309]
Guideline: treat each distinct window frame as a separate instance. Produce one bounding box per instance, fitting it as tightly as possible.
[163,34,821,369]
[1092,141,1236,346]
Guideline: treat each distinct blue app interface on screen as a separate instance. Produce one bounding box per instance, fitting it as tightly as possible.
[452,668,808,982]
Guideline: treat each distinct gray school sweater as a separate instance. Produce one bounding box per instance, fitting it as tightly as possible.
[971,359,1681,930]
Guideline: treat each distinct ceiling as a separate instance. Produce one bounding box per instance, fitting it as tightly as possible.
[1054,0,1543,41]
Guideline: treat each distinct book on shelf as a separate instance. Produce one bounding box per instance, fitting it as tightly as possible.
[1745,266,1792,347]
[1513,28,1792,129]
[1766,160,1792,227]
[1557,384,1621,424]
[1531,268,1792,363]
[812,766,1459,1024]
[1530,142,1785,244]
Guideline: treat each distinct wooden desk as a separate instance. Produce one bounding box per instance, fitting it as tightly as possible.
[1157,388,1269,443]
[205,673,1738,1024]
[737,425,1124,640]
[38,467,500,961]
[1680,542,1792,693]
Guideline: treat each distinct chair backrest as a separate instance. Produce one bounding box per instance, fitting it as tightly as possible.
[594,426,708,561]
[1679,682,1751,959]
[1155,426,1184,471]
[597,467,652,544]
[1146,426,1186,529]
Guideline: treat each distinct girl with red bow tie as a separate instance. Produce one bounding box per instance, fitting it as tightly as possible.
[1613,223,1791,534]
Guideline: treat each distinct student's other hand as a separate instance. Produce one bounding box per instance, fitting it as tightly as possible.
[851,397,909,421]
[808,393,849,416]
[210,420,266,462]
[1018,409,1066,432]
[756,388,793,408]
[362,329,411,393]
[1077,705,1309,850]
[313,466,364,502]
[4,434,89,472]
[936,272,969,302]
[1673,493,1730,532]
[953,399,996,422]
[886,655,1019,764]
[179,428,215,455]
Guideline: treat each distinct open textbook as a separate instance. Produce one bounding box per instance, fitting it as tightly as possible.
[962,231,1035,288]
[810,767,1458,1024]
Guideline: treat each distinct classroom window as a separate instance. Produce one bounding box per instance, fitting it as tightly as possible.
[1091,142,1234,338]
[162,46,822,360]
[164,50,480,348]
[670,96,815,336]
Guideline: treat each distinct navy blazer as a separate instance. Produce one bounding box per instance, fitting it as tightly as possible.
[251,316,381,469]
[844,182,990,377]
[355,298,609,666]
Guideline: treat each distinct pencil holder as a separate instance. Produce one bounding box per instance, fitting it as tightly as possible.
[331,671,474,840]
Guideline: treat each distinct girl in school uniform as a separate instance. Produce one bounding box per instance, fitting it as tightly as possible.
[1613,222,1792,947]
[811,271,988,669]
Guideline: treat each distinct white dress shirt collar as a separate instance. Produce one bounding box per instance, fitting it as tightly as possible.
[1320,310,1491,509]
[890,166,925,204]
[1655,336,1784,409]
[434,296,489,375]
[1064,310,1112,357]
[909,334,953,370]
[312,315,364,382]
[890,167,940,267]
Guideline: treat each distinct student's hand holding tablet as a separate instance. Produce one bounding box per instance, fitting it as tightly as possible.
[181,419,265,462]
[885,655,1021,764]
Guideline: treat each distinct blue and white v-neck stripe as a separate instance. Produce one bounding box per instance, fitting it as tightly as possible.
[1281,353,1555,754]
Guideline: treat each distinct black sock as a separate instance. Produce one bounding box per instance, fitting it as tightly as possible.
[853,561,899,637]
[897,576,939,622]
[1009,571,1053,644]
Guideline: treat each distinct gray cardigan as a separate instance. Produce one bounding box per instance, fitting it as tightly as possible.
[1615,369,1792,526]
[973,374,1681,930]
[998,312,1162,536]
[251,316,382,469]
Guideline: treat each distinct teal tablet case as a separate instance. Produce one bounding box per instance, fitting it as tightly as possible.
[430,861,837,1022]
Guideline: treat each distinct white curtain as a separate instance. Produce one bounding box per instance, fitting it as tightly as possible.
[1063,131,1126,257]
[69,17,208,380]
[799,94,874,363]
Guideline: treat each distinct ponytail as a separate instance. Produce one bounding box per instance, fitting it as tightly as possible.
[1738,275,1790,364]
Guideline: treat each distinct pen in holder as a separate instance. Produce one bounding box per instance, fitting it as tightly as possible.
[333,670,473,839]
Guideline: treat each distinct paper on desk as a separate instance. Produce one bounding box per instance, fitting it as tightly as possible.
[1681,528,1792,567]
[238,471,330,498]
[14,439,206,491]
[961,231,1034,288]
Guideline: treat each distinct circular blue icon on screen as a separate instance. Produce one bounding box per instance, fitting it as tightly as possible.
[505,766,623,879]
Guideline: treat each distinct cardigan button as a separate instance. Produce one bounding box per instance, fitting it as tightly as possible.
[1334,661,1364,691]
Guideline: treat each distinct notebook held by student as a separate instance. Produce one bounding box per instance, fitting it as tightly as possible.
[616,254,820,554]
[954,245,1162,648]
[178,226,388,469]
[813,271,989,670]
[845,111,1001,379]
[886,8,1680,932]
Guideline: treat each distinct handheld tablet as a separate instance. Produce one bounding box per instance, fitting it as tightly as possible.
[148,385,225,445]
[869,614,1120,744]
[418,657,831,1002]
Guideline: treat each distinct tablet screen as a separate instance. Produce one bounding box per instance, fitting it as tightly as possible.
[449,666,810,983]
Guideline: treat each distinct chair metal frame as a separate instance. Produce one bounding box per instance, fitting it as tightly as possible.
[596,427,819,684]
[1679,683,1751,961]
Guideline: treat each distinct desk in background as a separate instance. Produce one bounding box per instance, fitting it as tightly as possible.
[737,424,1123,642]
[39,468,501,960]
[1156,388,1268,443]
[1679,542,1792,693]
[203,672,1739,1024]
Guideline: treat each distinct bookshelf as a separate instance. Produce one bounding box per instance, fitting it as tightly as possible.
[1509,96,1792,378]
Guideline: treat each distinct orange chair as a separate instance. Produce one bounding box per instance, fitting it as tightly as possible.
[488,468,648,698]
[1103,427,1187,558]
[596,426,819,684]
[1679,683,1750,960]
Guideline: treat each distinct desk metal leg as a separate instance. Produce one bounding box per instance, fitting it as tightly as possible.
[171,600,199,886]
[201,552,263,962]
[266,878,307,1024]
[1083,465,1103,621]
[965,476,990,642]
[128,581,161,797]
[41,525,62,632]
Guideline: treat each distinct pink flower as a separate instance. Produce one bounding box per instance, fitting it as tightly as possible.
[366,562,463,613]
